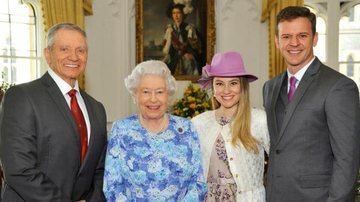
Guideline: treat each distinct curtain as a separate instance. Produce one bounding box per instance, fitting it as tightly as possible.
[261,0,304,79]
[40,0,93,89]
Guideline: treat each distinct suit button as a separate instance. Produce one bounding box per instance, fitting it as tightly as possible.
[276,150,280,154]
[229,157,233,161]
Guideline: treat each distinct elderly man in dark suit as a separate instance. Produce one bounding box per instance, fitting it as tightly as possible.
[263,6,360,202]
[0,23,107,202]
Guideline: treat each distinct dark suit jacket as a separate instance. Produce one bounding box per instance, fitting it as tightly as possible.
[263,57,360,202]
[0,72,107,202]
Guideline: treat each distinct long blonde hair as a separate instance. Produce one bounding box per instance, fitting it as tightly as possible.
[212,77,259,153]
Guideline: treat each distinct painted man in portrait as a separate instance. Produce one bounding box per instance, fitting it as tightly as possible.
[162,2,204,76]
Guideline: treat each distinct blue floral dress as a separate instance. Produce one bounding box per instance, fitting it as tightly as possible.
[103,114,207,202]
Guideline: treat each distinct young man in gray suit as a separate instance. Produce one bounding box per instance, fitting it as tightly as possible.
[263,6,360,202]
[0,23,107,201]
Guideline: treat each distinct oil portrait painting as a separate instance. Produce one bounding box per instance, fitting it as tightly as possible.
[136,0,215,81]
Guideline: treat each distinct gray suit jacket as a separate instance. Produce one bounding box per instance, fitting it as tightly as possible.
[0,72,107,202]
[263,57,360,202]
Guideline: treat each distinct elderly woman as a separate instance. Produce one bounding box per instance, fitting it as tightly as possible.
[103,60,207,201]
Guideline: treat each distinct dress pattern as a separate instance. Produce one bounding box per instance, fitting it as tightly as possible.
[103,114,207,202]
[206,118,237,202]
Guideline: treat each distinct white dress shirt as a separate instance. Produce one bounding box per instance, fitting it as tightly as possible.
[287,56,316,93]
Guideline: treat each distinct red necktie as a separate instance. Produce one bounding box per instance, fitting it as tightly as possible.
[288,76,297,101]
[68,89,88,162]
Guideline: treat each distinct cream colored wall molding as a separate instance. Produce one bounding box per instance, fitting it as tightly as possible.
[108,0,121,16]
[246,0,260,21]
[129,1,135,19]
[221,0,235,20]
[220,0,259,21]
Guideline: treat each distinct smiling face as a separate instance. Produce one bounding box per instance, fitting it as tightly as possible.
[213,77,241,110]
[275,17,318,74]
[135,75,169,121]
[44,29,87,87]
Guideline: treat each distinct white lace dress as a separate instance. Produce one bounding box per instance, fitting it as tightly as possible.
[192,108,270,202]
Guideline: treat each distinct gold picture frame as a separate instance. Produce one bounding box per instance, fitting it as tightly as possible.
[136,0,216,81]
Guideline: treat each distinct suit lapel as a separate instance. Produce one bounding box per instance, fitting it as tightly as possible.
[275,58,321,146]
[279,83,289,106]
[42,73,80,138]
[78,91,96,172]
[42,73,83,168]
[270,72,287,141]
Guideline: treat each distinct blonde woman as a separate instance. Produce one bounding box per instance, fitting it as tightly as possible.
[192,51,269,202]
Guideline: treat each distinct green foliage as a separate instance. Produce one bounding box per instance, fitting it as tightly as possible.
[357,170,360,195]
[0,72,14,98]
[171,84,212,118]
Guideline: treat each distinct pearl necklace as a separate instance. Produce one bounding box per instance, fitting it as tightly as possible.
[139,114,168,134]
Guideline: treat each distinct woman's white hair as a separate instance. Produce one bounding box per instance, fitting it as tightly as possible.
[125,60,177,96]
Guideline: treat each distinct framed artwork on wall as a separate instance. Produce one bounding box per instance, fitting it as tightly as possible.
[136,0,215,81]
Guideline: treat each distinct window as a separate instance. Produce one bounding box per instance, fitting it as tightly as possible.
[306,5,327,63]
[347,55,354,77]
[0,0,41,85]
[339,3,360,86]
[305,0,360,89]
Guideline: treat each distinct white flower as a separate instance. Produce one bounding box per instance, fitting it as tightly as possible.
[173,0,193,15]
[130,131,143,141]
[162,185,178,197]
[147,159,162,173]
[115,193,127,202]
[134,187,145,198]
[127,157,135,169]
[109,146,122,158]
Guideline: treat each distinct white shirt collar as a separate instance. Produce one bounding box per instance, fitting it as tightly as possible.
[287,56,316,82]
[47,68,80,95]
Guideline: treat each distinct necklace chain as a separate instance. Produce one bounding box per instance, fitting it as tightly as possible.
[215,110,233,126]
[139,114,168,134]
[217,116,231,126]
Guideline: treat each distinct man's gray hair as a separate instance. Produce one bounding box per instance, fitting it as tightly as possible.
[125,60,177,96]
[46,22,87,49]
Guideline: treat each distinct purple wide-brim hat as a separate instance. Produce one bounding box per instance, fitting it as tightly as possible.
[198,51,258,89]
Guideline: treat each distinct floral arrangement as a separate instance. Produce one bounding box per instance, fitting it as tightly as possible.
[357,170,360,194]
[171,84,212,118]
[0,71,14,101]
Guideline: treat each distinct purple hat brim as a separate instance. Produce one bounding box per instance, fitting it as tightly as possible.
[198,52,258,89]
[198,74,258,89]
